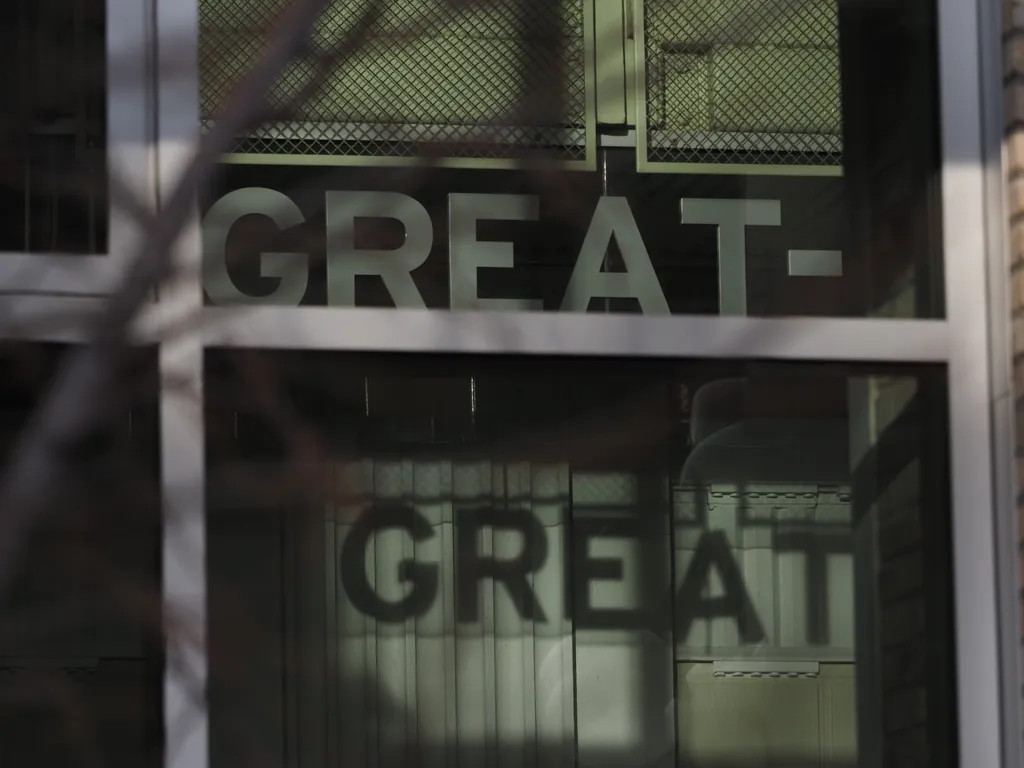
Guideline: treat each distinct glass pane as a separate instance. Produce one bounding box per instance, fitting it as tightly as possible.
[205,350,957,768]
[0,342,161,768]
[198,0,587,161]
[198,0,941,317]
[0,0,108,254]
[643,0,841,168]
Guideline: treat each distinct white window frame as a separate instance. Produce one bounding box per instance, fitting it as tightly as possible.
[2,0,1016,764]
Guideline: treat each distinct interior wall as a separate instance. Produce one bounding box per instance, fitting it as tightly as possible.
[676,662,856,767]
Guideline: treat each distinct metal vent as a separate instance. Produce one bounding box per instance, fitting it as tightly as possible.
[199,0,589,161]
[642,0,841,168]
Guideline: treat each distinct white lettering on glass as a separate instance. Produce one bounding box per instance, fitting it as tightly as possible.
[448,193,542,311]
[326,191,432,308]
[203,187,309,306]
[561,197,670,314]
[679,198,782,316]
[203,191,832,314]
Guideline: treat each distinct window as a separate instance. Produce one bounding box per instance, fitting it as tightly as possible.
[204,350,956,767]
[1,0,108,254]
[153,0,1009,764]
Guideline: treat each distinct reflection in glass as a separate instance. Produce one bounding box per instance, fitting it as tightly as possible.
[0,343,161,767]
[206,352,955,768]
[1,0,107,254]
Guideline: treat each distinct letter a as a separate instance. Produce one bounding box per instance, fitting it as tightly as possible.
[561,197,670,314]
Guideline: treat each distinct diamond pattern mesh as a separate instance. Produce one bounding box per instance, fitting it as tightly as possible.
[643,0,842,167]
[199,0,588,160]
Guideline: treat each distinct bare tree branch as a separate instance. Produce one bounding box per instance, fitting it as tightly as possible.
[0,0,335,601]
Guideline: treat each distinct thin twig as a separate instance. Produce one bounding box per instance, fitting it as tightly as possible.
[0,0,334,599]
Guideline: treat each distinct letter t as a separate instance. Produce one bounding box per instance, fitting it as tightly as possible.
[680,199,781,316]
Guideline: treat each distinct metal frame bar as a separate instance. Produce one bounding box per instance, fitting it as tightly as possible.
[937,0,1007,763]
[0,0,155,295]
[155,1,206,768]
[216,152,598,171]
[204,307,949,362]
[977,0,1023,758]
[213,121,590,147]
[0,295,165,347]
[594,0,629,125]
[649,129,842,155]
[169,0,1011,762]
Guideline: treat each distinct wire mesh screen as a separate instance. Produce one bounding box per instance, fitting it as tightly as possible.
[642,0,841,168]
[199,0,588,160]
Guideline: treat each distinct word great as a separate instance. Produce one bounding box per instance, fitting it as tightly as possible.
[203,189,783,314]
[339,502,770,640]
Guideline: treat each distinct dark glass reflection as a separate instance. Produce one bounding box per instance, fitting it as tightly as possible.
[0,0,107,254]
[0,343,161,768]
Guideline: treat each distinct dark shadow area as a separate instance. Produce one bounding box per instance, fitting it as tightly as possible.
[0,342,162,767]
[0,0,108,255]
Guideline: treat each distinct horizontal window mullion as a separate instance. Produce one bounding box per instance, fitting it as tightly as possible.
[202,306,950,363]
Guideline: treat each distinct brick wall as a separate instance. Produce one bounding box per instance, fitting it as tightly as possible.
[1006,5,1024,763]
[1007,0,1024,650]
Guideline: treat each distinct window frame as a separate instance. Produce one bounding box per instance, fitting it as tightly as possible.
[1,0,1011,764]
[165,0,1017,763]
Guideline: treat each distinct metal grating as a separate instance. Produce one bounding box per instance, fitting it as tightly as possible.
[199,0,588,160]
[712,670,819,678]
[643,0,842,167]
